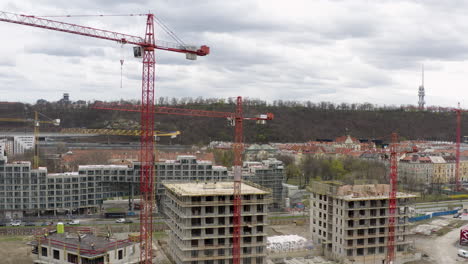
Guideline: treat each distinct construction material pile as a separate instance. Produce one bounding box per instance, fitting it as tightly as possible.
[267,235,310,252]
[412,219,451,235]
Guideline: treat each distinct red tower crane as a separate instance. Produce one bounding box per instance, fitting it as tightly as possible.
[453,105,468,192]
[0,11,209,263]
[425,105,468,191]
[93,96,274,264]
[386,132,398,263]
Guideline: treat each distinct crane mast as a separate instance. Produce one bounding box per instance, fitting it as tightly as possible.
[386,132,398,263]
[232,96,243,264]
[0,11,209,264]
[139,14,156,263]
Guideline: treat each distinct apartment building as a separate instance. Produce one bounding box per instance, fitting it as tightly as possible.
[398,154,433,186]
[0,155,228,218]
[0,140,6,160]
[155,155,229,213]
[309,181,416,264]
[164,181,270,264]
[243,158,285,209]
[13,135,35,155]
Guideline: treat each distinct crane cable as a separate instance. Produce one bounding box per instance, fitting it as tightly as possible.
[120,43,124,89]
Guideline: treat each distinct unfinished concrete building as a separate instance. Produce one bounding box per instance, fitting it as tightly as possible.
[309,181,417,264]
[164,181,270,264]
[29,226,141,264]
[243,158,285,210]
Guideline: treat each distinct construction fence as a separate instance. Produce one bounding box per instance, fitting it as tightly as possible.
[409,209,458,222]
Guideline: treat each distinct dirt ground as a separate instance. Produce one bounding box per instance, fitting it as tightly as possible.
[413,218,468,263]
[0,236,35,264]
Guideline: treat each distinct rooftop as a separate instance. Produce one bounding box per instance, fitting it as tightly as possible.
[29,232,134,257]
[164,181,269,196]
[310,180,417,201]
[79,164,130,169]
[48,172,79,177]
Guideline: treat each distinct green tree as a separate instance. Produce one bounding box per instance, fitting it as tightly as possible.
[285,164,301,185]
[330,159,347,180]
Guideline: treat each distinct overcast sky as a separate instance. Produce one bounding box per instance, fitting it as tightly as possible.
[0,0,467,107]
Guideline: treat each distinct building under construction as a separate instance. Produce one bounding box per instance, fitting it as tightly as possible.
[164,181,271,264]
[309,181,417,264]
[29,225,141,264]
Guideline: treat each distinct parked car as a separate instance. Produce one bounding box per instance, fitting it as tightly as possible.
[459,249,468,258]
[0,222,6,227]
[41,221,53,226]
[67,220,80,225]
[454,213,461,218]
[10,220,21,226]
[115,218,133,224]
[24,222,36,226]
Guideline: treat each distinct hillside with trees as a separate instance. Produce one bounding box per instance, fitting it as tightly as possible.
[0,97,464,144]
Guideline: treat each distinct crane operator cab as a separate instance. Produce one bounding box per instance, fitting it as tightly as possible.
[133,46,143,58]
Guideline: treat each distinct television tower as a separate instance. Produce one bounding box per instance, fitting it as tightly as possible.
[418,65,425,110]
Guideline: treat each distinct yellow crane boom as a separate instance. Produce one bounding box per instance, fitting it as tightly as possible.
[0,117,59,125]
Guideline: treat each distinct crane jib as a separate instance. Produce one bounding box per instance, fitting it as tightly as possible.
[0,11,209,55]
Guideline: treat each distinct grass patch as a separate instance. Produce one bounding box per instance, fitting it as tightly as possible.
[105,207,125,213]
[414,193,468,203]
[0,235,29,242]
[153,231,167,240]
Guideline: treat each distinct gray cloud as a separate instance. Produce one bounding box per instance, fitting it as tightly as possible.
[0,0,467,107]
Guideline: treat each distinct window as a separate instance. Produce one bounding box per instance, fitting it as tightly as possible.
[205,239,214,246]
[218,238,225,245]
[118,249,123,260]
[53,249,60,260]
[41,247,48,257]
[357,248,364,256]
[67,253,78,264]
[82,257,104,264]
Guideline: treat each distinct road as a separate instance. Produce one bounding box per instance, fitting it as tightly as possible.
[415,223,466,263]
[2,217,147,227]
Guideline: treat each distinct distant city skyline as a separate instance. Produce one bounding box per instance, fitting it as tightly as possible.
[0,1,468,108]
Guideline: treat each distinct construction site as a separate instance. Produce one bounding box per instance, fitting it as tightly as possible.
[3,3,468,264]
